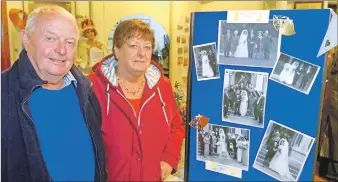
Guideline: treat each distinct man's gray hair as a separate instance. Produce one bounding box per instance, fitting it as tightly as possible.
[25,5,79,36]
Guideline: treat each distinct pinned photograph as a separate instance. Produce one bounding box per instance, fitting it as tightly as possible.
[253,120,315,181]
[217,20,281,68]
[177,36,181,43]
[184,45,189,54]
[197,123,250,171]
[185,16,190,24]
[193,42,220,81]
[269,53,320,95]
[185,27,190,33]
[183,58,188,66]
[182,36,187,44]
[177,56,183,65]
[178,47,183,55]
[222,69,268,128]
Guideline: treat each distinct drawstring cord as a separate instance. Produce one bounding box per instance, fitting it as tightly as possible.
[106,84,110,115]
[157,87,169,125]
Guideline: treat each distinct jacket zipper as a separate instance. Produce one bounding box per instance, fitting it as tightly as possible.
[116,90,155,181]
[21,98,52,182]
[116,90,137,118]
[138,93,155,128]
[83,92,102,182]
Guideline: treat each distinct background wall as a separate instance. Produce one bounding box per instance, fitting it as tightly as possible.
[199,1,264,11]
[92,1,170,51]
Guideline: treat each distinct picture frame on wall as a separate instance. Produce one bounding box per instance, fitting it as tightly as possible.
[27,1,75,14]
[294,1,324,9]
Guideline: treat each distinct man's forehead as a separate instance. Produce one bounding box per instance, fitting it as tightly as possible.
[36,14,78,36]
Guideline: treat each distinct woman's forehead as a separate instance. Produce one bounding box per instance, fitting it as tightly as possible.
[127,37,151,44]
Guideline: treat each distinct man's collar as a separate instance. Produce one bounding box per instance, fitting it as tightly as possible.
[61,71,78,88]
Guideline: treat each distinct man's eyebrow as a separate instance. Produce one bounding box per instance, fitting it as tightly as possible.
[45,30,77,41]
[45,30,58,36]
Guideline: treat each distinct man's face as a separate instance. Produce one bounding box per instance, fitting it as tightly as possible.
[22,13,78,81]
[264,30,269,36]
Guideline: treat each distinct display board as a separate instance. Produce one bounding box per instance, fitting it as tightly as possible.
[186,9,330,181]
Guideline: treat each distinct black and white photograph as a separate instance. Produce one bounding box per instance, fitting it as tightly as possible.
[193,42,220,81]
[222,69,268,128]
[197,123,250,171]
[217,20,281,68]
[253,120,315,181]
[270,53,320,95]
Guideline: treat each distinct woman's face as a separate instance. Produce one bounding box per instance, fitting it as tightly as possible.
[114,37,153,74]
[280,139,285,146]
[86,30,95,40]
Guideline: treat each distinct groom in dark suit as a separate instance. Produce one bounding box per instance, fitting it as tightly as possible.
[224,29,232,57]
[208,49,217,76]
[254,91,265,123]
[262,30,273,60]
[223,89,230,118]
[264,130,281,166]
[248,29,256,58]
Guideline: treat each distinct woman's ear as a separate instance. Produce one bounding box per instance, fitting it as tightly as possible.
[114,46,119,59]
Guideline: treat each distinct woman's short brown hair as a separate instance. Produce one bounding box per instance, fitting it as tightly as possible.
[113,19,155,56]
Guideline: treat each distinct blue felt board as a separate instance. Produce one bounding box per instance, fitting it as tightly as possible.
[187,9,330,181]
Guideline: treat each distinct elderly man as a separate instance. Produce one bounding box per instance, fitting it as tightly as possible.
[1,6,106,182]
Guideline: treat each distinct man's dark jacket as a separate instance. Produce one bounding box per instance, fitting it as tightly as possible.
[1,50,106,182]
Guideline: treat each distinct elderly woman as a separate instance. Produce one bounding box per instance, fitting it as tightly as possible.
[88,19,185,181]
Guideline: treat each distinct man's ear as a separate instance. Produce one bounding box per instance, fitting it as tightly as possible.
[21,29,29,50]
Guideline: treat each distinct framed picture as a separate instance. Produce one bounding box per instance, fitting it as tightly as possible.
[26,1,75,14]
[294,1,323,9]
[139,18,151,26]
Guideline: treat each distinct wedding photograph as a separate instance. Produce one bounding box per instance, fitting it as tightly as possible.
[217,20,281,68]
[193,42,220,81]
[270,53,320,95]
[222,69,269,128]
[197,123,250,171]
[253,120,315,181]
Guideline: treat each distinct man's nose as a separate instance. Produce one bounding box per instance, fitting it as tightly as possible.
[55,41,67,55]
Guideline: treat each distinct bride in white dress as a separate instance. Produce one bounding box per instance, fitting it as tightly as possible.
[269,138,296,181]
[239,90,249,116]
[234,29,249,58]
[200,50,214,77]
[279,60,299,85]
[217,128,231,159]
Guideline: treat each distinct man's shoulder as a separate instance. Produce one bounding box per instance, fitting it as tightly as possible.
[1,63,19,93]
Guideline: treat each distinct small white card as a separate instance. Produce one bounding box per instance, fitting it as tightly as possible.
[227,10,270,23]
[317,9,338,57]
[205,160,242,178]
